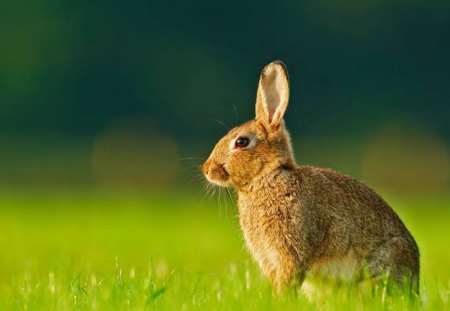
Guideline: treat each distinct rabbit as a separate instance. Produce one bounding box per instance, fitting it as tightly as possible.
[202,60,420,294]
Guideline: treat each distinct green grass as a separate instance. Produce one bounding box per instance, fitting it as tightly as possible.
[0,188,449,310]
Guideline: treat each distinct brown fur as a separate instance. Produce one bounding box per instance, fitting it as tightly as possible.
[203,61,420,294]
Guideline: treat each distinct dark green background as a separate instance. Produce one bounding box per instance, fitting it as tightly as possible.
[1,0,449,190]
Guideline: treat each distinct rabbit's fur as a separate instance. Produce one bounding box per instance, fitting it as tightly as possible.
[203,61,419,293]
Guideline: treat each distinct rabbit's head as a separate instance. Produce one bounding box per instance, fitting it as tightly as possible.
[203,61,296,190]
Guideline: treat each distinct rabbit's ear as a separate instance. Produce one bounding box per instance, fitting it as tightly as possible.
[255,60,290,130]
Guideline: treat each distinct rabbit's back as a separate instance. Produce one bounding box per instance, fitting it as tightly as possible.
[296,166,419,281]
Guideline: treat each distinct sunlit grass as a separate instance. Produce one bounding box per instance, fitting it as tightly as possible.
[0,188,448,310]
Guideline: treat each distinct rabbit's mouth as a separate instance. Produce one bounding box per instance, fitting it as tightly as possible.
[203,161,230,187]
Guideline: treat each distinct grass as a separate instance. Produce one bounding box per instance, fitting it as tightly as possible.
[0,188,449,310]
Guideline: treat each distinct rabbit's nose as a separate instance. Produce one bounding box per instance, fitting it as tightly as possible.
[202,160,211,175]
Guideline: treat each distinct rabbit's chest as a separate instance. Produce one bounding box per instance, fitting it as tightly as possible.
[238,201,295,274]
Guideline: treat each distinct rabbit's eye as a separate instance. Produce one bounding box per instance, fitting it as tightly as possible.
[235,137,250,149]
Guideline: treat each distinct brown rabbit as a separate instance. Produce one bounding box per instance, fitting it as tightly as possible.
[202,61,419,294]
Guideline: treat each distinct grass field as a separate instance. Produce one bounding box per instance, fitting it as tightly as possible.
[0,188,449,310]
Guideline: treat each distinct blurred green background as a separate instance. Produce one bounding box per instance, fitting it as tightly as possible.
[0,1,450,309]
[1,0,449,192]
